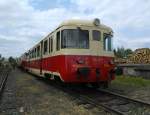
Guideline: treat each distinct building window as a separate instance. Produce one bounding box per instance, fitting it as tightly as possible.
[44,40,48,54]
[56,31,60,51]
[92,30,101,41]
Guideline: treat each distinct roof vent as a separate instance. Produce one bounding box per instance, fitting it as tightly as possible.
[93,18,100,26]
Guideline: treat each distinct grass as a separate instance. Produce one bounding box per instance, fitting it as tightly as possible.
[112,75,150,88]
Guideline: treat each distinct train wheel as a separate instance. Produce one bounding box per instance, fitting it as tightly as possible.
[102,73,112,88]
[91,83,100,89]
[78,83,87,88]
[103,82,109,88]
[44,73,51,80]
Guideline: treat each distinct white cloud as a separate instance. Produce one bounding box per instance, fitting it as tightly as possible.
[0,0,150,57]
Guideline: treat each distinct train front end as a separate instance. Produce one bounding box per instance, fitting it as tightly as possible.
[59,19,115,87]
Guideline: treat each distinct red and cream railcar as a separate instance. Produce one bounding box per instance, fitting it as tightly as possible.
[20,19,115,87]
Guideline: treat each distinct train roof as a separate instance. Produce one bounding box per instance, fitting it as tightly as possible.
[22,19,113,56]
[59,19,113,32]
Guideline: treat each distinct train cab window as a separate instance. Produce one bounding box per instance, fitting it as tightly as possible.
[61,29,89,49]
[56,31,60,51]
[44,40,48,54]
[37,45,40,57]
[92,30,101,41]
[103,34,113,51]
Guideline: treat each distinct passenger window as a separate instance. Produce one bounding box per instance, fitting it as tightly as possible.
[56,31,60,51]
[32,50,34,58]
[29,52,31,58]
[37,45,40,57]
[49,37,51,53]
[31,51,32,58]
[30,51,32,58]
[44,40,48,54]
[92,30,101,41]
[30,52,32,58]
[34,48,36,58]
[51,38,53,52]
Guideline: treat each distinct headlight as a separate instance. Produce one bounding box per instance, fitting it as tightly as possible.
[76,60,85,64]
[93,18,100,26]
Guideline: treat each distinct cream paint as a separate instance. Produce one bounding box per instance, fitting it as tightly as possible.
[21,19,114,63]
[27,67,64,81]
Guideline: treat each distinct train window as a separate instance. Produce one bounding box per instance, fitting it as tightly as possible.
[61,29,89,49]
[29,52,30,58]
[56,31,60,51]
[103,34,113,51]
[30,51,32,58]
[44,40,48,54]
[37,46,40,57]
[49,37,51,53]
[51,38,53,52]
[33,49,34,58]
[29,51,32,59]
[33,50,34,58]
[30,52,31,58]
[34,48,36,58]
[32,50,34,58]
[92,30,101,41]
[33,49,35,58]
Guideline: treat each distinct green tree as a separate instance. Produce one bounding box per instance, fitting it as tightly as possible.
[8,56,17,68]
[114,47,133,58]
[125,49,133,56]
[0,54,5,67]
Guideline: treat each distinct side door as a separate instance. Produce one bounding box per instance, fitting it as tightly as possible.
[91,30,102,78]
[40,41,43,75]
[28,51,31,71]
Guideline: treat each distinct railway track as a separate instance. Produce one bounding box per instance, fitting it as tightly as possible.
[0,68,10,100]
[68,88,149,115]
[28,72,150,115]
[98,88,150,107]
[96,88,150,115]
[41,79,150,115]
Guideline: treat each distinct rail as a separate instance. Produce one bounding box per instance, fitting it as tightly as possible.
[0,68,11,99]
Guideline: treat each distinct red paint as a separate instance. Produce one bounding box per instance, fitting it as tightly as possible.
[21,55,115,83]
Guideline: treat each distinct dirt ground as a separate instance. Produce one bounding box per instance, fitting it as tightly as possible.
[0,69,110,115]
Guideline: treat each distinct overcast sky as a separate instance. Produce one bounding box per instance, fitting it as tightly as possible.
[0,0,150,57]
